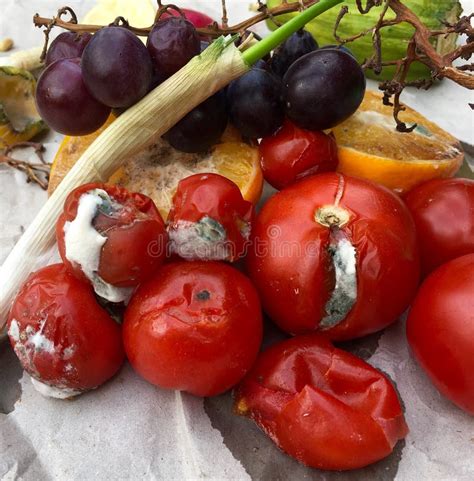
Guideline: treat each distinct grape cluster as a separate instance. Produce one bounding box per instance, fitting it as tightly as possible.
[227,30,365,139]
[37,17,366,153]
[36,15,202,137]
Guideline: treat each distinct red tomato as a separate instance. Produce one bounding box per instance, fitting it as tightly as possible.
[57,183,167,290]
[407,254,474,414]
[167,173,254,262]
[259,120,338,190]
[405,178,474,276]
[234,335,408,470]
[7,264,124,398]
[246,173,420,340]
[123,261,263,396]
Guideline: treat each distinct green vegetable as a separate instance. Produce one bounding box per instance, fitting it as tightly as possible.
[266,0,462,81]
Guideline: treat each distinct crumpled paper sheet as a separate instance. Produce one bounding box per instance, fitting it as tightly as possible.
[1,1,474,480]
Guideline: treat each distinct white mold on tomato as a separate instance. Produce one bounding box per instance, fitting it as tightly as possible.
[319,227,358,330]
[168,217,231,261]
[31,378,83,400]
[8,318,20,342]
[63,189,133,304]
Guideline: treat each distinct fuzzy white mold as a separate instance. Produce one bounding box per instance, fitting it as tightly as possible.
[320,237,358,330]
[168,217,231,261]
[63,189,133,303]
[31,378,83,400]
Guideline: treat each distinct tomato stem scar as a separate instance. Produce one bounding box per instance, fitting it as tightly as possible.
[315,205,350,228]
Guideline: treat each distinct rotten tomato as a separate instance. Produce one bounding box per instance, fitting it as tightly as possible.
[123,261,263,397]
[234,335,408,470]
[167,173,254,262]
[56,182,167,303]
[7,264,124,399]
[246,173,420,340]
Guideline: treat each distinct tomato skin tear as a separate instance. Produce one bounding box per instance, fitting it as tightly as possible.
[234,335,408,471]
[246,172,420,341]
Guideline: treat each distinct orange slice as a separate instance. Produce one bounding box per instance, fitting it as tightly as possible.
[48,121,263,219]
[333,90,464,194]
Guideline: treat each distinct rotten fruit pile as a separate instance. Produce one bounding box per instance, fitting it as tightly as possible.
[5,5,474,474]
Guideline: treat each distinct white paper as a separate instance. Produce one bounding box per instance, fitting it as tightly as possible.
[1,1,474,480]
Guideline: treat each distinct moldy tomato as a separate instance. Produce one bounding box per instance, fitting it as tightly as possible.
[234,335,408,470]
[405,178,474,276]
[7,264,124,399]
[123,261,262,397]
[246,173,420,340]
[259,120,338,190]
[407,254,474,415]
[167,173,254,262]
[57,183,167,303]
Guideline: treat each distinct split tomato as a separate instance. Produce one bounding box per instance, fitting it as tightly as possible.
[234,335,408,470]
[405,178,474,276]
[7,264,124,398]
[407,254,474,415]
[123,261,263,397]
[246,172,420,340]
[57,182,167,292]
[259,120,338,190]
[167,173,254,262]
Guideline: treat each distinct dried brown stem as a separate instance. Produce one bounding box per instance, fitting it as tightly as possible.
[332,0,472,130]
[0,142,49,190]
[33,1,323,38]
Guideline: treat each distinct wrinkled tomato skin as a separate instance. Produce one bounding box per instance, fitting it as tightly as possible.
[246,173,420,341]
[406,254,474,415]
[123,261,263,397]
[259,120,338,190]
[57,182,167,287]
[234,335,408,470]
[167,173,254,261]
[7,264,124,391]
[405,178,474,277]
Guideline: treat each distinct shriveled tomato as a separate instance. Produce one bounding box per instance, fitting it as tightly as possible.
[246,173,420,340]
[57,183,167,302]
[234,335,408,470]
[7,264,124,399]
[167,173,254,262]
[259,120,338,190]
[407,254,474,414]
[405,178,474,276]
[123,261,262,397]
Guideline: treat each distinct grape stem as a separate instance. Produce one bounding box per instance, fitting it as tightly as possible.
[33,1,329,38]
[0,142,49,190]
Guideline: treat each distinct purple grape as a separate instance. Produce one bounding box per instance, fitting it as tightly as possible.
[283,49,366,131]
[270,30,318,77]
[36,58,111,136]
[147,17,200,79]
[163,91,227,153]
[45,32,92,66]
[227,68,284,139]
[81,27,153,109]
